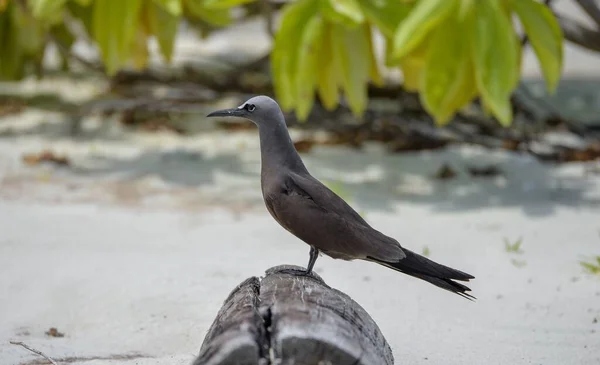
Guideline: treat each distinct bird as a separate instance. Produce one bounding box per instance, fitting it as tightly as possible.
[207,95,475,300]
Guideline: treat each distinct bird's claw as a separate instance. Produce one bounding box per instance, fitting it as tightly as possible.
[277,268,313,277]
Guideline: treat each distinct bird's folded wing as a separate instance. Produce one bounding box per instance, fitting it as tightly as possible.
[288,172,370,226]
[265,172,405,261]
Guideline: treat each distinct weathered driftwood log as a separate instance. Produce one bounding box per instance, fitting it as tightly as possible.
[194,265,394,365]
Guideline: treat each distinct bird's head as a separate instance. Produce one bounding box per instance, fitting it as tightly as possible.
[206,95,283,128]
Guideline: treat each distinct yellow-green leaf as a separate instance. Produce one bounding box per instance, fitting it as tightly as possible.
[272,48,295,111]
[0,3,25,80]
[457,0,474,19]
[471,0,518,126]
[357,0,412,37]
[50,22,76,50]
[443,59,477,120]
[15,2,45,55]
[153,0,182,16]
[93,0,143,75]
[72,0,92,6]
[183,0,231,26]
[331,23,370,116]
[271,0,318,111]
[28,0,67,20]
[316,23,339,111]
[66,0,94,37]
[295,15,324,120]
[203,0,255,9]
[391,0,456,62]
[50,21,76,70]
[396,36,429,91]
[147,1,180,62]
[132,27,149,69]
[421,13,475,125]
[365,24,382,86]
[510,0,563,92]
[321,0,364,27]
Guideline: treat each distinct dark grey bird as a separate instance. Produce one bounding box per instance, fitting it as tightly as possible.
[207,95,475,300]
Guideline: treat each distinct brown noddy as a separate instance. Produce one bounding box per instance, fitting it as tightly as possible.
[207,95,475,300]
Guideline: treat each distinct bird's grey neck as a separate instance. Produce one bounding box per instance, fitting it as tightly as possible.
[258,119,307,175]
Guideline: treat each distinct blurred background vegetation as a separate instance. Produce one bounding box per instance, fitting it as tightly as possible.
[0,0,599,162]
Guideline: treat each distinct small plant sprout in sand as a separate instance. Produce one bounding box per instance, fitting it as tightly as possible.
[422,246,431,257]
[504,237,526,268]
[504,237,524,254]
[580,256,600,275]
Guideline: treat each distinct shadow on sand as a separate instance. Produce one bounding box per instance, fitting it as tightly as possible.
[57,140,600,218]
[2,100,599,218]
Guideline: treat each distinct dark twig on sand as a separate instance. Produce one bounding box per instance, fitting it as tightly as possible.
[9,341,59,365]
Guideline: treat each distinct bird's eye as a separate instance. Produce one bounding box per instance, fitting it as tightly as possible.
[245,104,256,112]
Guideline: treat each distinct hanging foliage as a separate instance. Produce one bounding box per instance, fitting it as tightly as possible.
[273,0,562,126]
[0,0,565,127]
[0,0,237,78]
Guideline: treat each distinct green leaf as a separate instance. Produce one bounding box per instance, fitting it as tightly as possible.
[316,23,339,111]
[510,0,563,92]
[396,36,429,91]
[183,0,231,26]
[422,246,430,257]
[17,7,45,56]
[67,0,94,38]
[471,0,519,126]
[331,23,370,116]
[365,24,382,86]
[421,12,476,125]
[321,0,364,27]
[153,0,182,16]
[580,261,600,274]
[50,21,76,70]
[203,0,256,9]
[357,0,412,37]
[50,22,76,51]
[271,0,318,111]
[0,3,25,80]
[391,0,456,62]
[147,1,180,62]
[132,26,149,70]
[457,0,474,19]
[28,0,68,21]
[71,0,93,6]
[295,15,324,121]
[93,0,143,75]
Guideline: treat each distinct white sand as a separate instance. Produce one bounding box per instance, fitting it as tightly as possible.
[1,124,599,365]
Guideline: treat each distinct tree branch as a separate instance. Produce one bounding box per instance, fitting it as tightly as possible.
[556,14,600,52]
[575,0,600,27]
[47,33,105,74]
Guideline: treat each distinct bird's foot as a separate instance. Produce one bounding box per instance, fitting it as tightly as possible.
[277,268,313,277]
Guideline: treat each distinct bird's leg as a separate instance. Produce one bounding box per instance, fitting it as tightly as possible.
[278,247,320,277]
[305,246,319,275]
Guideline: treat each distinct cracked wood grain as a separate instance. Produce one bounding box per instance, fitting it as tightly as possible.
[194,265,394,365]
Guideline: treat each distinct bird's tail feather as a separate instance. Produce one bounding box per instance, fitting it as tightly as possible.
[370,249,475,300]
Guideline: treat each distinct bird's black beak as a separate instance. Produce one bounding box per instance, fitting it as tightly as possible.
[206,108,244,118]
